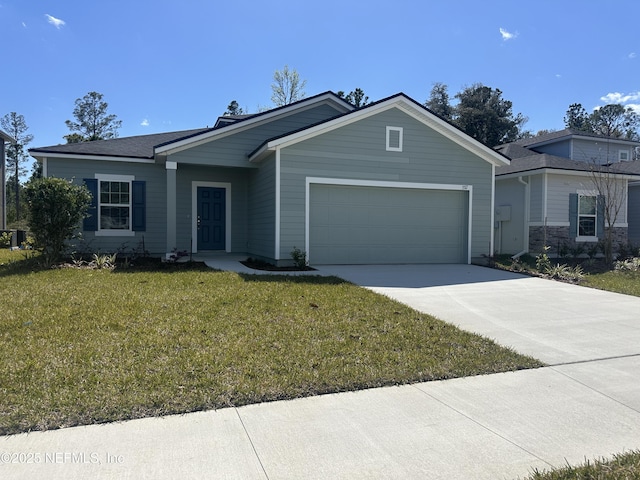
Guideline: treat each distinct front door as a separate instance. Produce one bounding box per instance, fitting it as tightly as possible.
[197,187,225,250]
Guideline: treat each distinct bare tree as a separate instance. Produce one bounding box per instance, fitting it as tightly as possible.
[581,140,629,264]
[271,65,306,106]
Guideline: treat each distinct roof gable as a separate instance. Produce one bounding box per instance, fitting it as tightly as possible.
[154,91,354,157]
[249,93,510,167]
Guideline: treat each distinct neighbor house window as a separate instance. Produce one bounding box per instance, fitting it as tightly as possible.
[569,191,603,241]
[386,126,403,152]
[619,150,629,162]
[578,195,597,237]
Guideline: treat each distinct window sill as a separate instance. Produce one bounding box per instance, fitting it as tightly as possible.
[95,230,135,237]
[575,236,598,242]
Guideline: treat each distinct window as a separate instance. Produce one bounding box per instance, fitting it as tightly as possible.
[386,126,403,152]
[83,175,145,236]
[619,150,629,162]
[578,195,596,237]
[100,181,130,230]
[569,192,603,241]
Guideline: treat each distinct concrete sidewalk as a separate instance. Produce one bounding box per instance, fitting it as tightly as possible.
[2,262,640,479]
[2,358,640,479]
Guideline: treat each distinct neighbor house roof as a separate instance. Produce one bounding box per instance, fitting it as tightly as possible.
[496,152,607,176]
[513,128,640,149]
[496,149,640,178]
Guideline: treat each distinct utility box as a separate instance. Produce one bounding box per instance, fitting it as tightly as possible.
[495,205,511,222]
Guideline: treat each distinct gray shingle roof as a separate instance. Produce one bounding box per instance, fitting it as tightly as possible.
[29,128,210,159]
[514,128,640,148]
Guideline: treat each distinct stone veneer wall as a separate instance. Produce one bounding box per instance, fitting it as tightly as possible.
[529,226,628,256]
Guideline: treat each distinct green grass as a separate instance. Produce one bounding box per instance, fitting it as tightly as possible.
[0,250,542,435]
[582,270,640,297]
[522,450,640,479]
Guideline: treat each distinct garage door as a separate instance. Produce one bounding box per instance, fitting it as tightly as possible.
[309,184,468,264]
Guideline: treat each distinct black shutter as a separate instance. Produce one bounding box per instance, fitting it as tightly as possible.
[132,181,146,231]
[83,179,98,231]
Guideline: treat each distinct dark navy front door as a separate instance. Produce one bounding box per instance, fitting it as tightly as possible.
[197,187,225,250]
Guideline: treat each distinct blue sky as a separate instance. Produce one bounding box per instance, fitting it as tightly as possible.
[1,0,639,165]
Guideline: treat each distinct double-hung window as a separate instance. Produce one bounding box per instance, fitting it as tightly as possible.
[83,174,145,236]
[100,180,131,230]
[569,191,603,242]
[577,195,597,237]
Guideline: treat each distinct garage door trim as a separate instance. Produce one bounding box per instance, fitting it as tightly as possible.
[305,177,473,264]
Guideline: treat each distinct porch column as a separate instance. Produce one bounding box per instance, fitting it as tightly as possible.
[166,161,177,256]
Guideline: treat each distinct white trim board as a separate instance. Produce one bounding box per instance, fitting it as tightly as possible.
[191,181,232,253]
[30,152,155,164]
[304,177,473,264]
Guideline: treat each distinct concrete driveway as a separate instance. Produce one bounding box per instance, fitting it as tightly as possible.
[316,264,640,365]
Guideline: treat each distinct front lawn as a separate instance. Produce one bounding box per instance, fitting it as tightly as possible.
[582,271,640,297]
[0,250,542,435]
[522,450,640,480]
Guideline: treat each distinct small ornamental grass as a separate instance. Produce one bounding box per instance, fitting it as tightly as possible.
[0,251,541,435]
[522,450,640,480]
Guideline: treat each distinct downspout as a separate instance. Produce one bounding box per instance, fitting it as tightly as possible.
[512,175,530,259]
[274,147,281,261]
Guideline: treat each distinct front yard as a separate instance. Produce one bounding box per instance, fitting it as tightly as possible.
[0,251,541,436]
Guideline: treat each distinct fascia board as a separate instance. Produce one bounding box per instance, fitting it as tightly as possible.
[497,168,637,181]
[29,152,155,163]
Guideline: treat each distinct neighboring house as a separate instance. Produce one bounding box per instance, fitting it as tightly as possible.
[494,128,640,256]
[29,92,509,265]
[0,129,16,230]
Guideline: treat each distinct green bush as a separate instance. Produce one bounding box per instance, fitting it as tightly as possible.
[24,178,92,265]
[0,231,12,248]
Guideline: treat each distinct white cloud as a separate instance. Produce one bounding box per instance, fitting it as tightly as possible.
[629,52,637,59]
[626,103,640,115]
[140,119,150,127]
[45,14,65,29]
[600,91,640,104]
[499,27,518,41]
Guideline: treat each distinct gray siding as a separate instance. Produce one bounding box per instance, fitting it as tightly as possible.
[571,138,624,164]
[627,184,640,244]
[175,164,250,253]
[546,173,627,225]
[494,177,526,254]
[278,108,494,261]
[247,155,276,259]
[170,104,343,168]
[533,139,570,158]
[46,158,167,255]
[529,175,544,223]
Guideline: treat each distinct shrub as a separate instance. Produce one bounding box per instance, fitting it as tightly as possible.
[290,246,308,269]
[0,231,12,248]
[535,246,551,273]
[614,257,640,272]
[24,178,92,265]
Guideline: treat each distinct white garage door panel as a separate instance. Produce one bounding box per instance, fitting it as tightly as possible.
[309,184,468,264]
